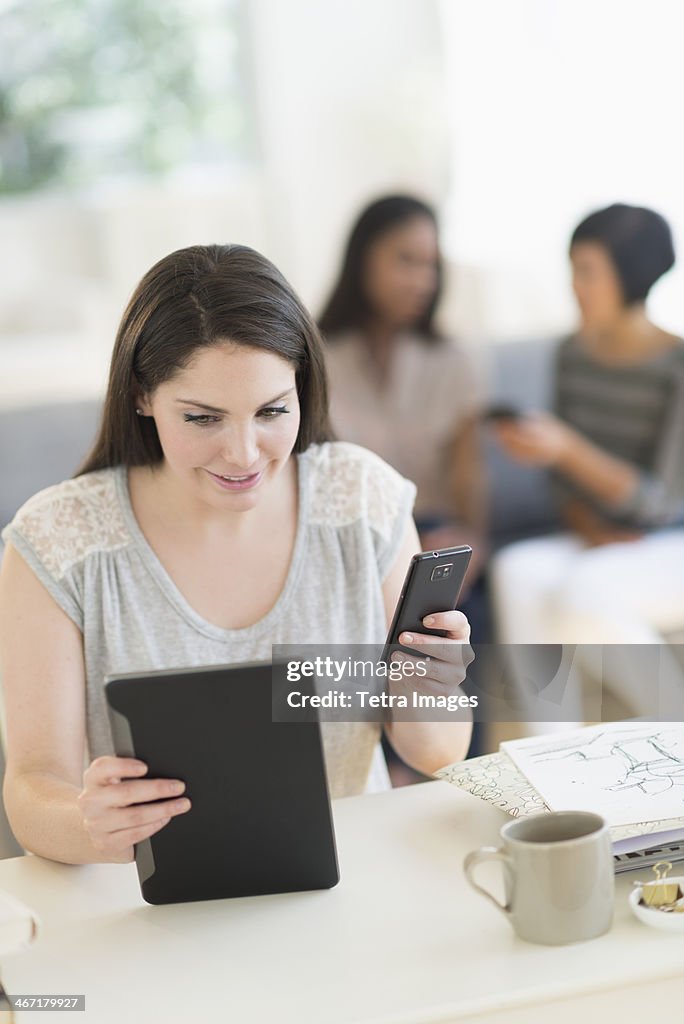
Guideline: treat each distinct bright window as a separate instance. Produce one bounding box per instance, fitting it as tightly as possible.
[0,0,250,193]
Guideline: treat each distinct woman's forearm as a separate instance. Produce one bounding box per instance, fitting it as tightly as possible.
[385,719,472,777]
[450,419,489,535]
[3,770,106,865]
[561,498,644,545]
[557,431,639,506]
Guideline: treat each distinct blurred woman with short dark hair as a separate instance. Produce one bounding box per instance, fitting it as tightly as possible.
[491,203,684,724]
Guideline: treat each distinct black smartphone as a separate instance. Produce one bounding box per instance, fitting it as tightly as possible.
[483,403,523,422]
[381,545,472,662]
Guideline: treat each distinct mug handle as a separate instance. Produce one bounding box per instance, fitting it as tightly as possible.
[463,846,511,916]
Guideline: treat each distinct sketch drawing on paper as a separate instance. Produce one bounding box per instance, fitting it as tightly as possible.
[526,726,684,798]
[503,723,684,826]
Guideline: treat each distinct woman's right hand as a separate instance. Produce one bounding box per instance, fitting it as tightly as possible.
[77,757,192,863]
[492,411,574,467]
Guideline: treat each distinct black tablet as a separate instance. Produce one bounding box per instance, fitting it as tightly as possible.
[105,662,339,905]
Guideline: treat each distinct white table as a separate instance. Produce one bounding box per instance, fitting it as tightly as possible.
[0,780,682,1024]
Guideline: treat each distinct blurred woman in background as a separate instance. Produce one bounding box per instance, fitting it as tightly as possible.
[491,203,684,723]
[319,195,487,623]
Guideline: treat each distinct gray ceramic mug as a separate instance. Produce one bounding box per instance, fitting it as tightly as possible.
[464,811,614,945]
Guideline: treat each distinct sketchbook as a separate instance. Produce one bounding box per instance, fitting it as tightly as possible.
[436,722,684,873]
[502,722,684,827]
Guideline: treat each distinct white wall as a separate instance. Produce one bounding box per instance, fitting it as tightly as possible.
[0,171,270,405]
[439,0,684,340]
[247,0,449,312]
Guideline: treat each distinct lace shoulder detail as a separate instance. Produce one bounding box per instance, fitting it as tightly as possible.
[306,442,412,541]
[9,470,130,580]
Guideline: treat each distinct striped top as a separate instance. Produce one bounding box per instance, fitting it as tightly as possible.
[553,334,684,528]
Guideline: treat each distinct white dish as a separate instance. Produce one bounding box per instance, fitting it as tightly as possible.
[629,876,684,932]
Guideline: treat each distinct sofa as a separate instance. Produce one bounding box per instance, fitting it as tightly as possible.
[481,336,559,547]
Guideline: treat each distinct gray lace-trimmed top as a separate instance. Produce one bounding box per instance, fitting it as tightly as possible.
[2,442,416,798]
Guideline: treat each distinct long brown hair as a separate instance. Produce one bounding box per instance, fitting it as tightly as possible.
[319,194,443,341]
[79,244,332,473]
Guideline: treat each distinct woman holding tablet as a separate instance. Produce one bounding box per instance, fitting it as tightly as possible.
[0,244,472,865]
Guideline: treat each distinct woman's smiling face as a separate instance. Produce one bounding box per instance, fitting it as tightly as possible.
[138,341,301,511]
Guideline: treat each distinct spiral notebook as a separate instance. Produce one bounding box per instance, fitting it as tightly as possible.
[436,724,684,874]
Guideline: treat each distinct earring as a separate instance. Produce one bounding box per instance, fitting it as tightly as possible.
[135,409,144,416]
